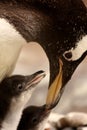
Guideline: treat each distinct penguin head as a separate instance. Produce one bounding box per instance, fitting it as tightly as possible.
[17,97,58,130]
[0,70,45,122]
[17,105,50,130]
[0,70,45,99]
[41,0,87,105]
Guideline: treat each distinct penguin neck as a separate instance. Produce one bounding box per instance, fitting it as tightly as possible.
[1,110,22,130]
[38,117,49,130]
[1,89,34,130]
[1,98,25,130]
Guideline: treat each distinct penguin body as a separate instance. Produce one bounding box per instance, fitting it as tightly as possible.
[0,70,45,130]
[0,0,86,101]
[0,18,26,81]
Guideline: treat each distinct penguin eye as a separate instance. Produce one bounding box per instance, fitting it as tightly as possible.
[17,84,23,90]
[32,117,38,124]
[63,50,72,61]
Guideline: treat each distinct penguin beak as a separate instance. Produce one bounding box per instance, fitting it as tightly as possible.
[39,105,51,120]
[24,70,46,90]
[46,59,63,109]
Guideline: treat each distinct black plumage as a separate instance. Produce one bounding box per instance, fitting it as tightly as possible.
[17,105,50,130]
[0,0,86,101]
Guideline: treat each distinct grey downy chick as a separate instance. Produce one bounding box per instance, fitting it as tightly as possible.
[0,70,45,130]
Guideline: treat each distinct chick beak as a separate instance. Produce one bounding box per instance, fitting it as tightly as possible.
[46,58,63,108]
[24,70,46,90]
[40,105,51,120]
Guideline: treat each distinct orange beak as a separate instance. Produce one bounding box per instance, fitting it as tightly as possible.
[46,58,63,108]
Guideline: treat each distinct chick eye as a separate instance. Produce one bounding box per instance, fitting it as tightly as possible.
[32,117,38,124]
[17,84,23,90]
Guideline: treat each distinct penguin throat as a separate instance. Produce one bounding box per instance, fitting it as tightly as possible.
[1,99,24,130]
[1,89,35,130]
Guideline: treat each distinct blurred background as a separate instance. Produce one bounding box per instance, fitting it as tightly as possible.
[13,43,87,114]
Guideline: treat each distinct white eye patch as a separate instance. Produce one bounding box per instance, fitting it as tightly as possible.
[63,35,87,61]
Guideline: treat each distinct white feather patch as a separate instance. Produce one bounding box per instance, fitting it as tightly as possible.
[63,35,87,61]
[0,18,26,81]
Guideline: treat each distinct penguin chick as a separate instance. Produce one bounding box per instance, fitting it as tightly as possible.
[17,105,51,130]
[17,96,59,130]
[0,70,45,130]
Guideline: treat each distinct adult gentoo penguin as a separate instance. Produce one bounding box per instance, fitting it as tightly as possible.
[0,70,45,130]
[0,0,87,101]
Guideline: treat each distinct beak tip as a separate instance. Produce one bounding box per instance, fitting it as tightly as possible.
[37,70,45,74]
[24,70,46,90]
[37,70,46,78]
